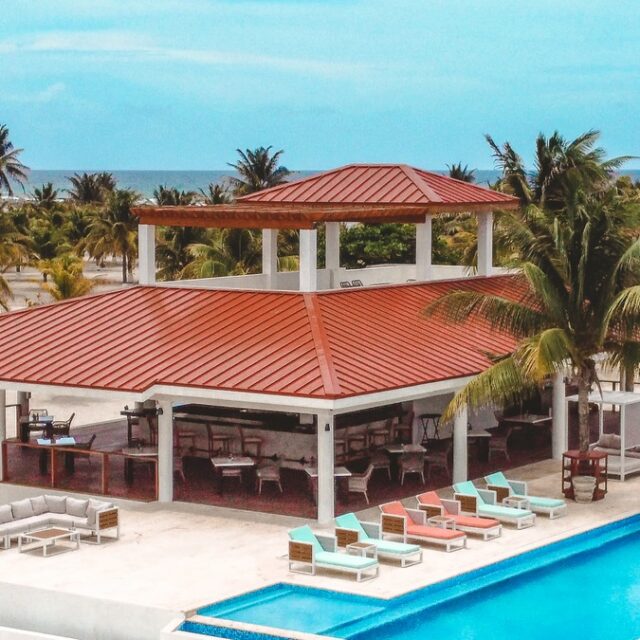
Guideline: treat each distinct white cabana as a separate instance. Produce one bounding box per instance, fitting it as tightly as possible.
[567,390,640,480]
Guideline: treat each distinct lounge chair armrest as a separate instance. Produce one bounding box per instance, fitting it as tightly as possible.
[454,493,478,513]
[361,521,381,539]
[406,508,426,525]
[96,507,119,531]
[335,527,360,548]
[508,480,527,495]
[478,488,497,505]
[289,540,314,563]
[380,513,407,536]
[487,484,511,503]
[440,498,460,515]
[417,502,444,518]
[316,533,337,552]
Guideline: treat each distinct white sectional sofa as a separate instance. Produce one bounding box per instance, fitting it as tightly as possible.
[0,494,120,549]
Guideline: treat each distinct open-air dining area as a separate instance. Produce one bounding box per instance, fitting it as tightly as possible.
[1,389,601,519]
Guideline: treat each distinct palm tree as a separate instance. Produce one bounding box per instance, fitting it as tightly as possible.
[228,146,290,196]
[83,189,139,283]
[200,182,230,204]
[41,254,93,301]
[32,183,59,210]
[485,130,629,209]
[0,125,29,196]
[156,226,211,280]
[447,163,476,183]
[153,184,197,206]
[66,172,115,204]
[424,179,640,454]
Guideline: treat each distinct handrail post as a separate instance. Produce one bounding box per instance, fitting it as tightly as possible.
[50,447,56,488]
[1,441,7,482]
[102,452,110,495]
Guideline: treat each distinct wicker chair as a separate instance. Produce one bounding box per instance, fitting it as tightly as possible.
[74,434,97,470]
[256,459,283,494]
[370,448,391,480]
[174,446,186,483]
[489,427,513,462]
[368,419,392,447]
[51,413,75,437]
[398,445,426,485]
[347,464,374,504]
[425,440,453,480]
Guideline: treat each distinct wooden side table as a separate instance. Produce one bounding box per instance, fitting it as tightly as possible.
[346,541,377,559]
[562,450,608,501]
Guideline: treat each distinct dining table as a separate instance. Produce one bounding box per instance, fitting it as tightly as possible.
[121,445,158,486]
[19,415,54,443]
[304,465,352,504]
[211,456,256,494]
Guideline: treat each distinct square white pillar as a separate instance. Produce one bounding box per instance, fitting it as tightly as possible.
[452,404,468,484]
[316,411,335,524]
[138,224,156,285]
[299,229,318,292]
[477,211,493,276]
[552,371,567,459]
[325,222,340,288]
[157,400,173,502]
[415,215,433,281]
[262,229,278,289]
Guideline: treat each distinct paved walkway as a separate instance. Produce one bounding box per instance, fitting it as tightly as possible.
[1,458,638,616]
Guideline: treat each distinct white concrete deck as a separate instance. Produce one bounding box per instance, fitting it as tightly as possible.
[0,459,638,640]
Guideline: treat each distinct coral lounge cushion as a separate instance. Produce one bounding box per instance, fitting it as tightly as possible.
[381,501,464,540]
[417,492,499,529]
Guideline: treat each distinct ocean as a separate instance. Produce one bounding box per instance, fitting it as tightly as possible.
[9,169,640,201]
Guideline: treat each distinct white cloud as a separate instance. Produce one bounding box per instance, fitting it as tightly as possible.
[3,82,66,104]
[2,30,370,78]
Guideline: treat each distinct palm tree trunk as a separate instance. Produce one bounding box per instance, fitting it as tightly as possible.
[577,370,591,453]
[122,254,128,284]
[624,363,636,392]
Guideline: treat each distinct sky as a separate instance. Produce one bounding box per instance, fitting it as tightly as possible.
[2,0,640,170]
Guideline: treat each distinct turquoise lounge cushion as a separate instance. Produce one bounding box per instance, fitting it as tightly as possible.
[479,504,533,519]
[335,513,368,540]
[453,481,481,498]
[315,551,377,569]
[289,525,322,553]
[524,495,566,509]
[372,538,420,556]
[485,472,510,488]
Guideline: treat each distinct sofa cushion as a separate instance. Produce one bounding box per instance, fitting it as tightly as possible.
[598,433,621,449]
[0,505,13,524]
[30,496,49,516]
[11,498,34,520]
[44,495,67,514]
[66,497,89,518]
[50,514,88,528]
[86,499,110,526]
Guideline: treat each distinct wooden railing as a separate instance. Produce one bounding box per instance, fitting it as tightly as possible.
[1,439,158,500]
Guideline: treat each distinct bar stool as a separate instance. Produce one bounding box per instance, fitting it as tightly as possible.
[174,428,197,453]
[418,413,441,444]
[206,424,233,456]
[368,419,392,447]
[238,426,262,459]
[346,426,368,454]
[393,412,414,443]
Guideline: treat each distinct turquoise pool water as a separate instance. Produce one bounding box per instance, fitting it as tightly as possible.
[183,515,640,640]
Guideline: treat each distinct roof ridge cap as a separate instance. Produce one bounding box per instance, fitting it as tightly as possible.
[399,165,443,203]
[302,293,342,397]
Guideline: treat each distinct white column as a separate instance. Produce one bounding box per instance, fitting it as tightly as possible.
[0,390,5,479]
[262,228,278,289]
[477,211,493,276]
[325,222,340,288]
[157,400,173,502]
[316,411,335,524]
[415,214,433,281]
[299,229,318,292]
[452,404,468,484]
[138,224,156,285]
[552,371,567,460]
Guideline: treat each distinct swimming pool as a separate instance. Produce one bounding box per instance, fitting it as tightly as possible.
[181,514,640,640]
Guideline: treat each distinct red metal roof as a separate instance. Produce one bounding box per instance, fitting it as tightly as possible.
[0,277,524,398]
[238,164,517,208]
